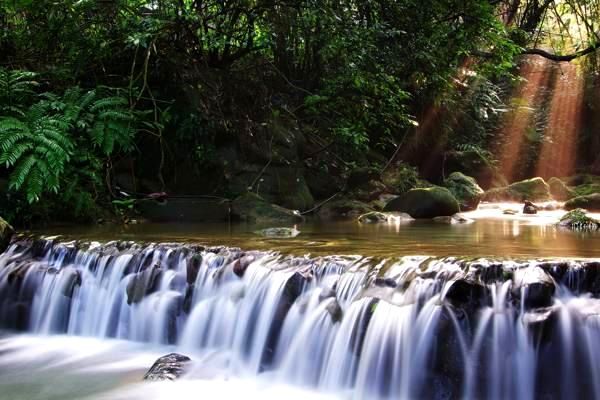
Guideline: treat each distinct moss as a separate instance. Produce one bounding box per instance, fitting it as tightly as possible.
[231,193,303,223]
[564,193,600,212]
[444,172,484,211]
[483,177,551,202]
[573,183,600,197]
[318,199,374,220]
[558,208,600,230]
[548,177,575,201]
[383,186,460,218]
[0,217,14,253]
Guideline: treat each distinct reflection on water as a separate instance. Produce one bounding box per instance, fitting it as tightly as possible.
[30,204,600,259]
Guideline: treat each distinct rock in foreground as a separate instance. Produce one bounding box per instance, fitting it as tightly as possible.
[144,353,192,381]
[383,187,460,219]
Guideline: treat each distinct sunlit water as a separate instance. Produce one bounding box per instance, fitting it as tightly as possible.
[2,203,600,399]
[29,203,600,258]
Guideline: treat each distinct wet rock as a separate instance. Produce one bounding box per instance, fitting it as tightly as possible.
[433,213,474,224]
[443,172,484,211]
[233,255,255,278]
[143,353,191,381]
[374,277,398,288]
[564,193,600,212]
[503,209,518,215]
[325,299,343,323]
[522,200,538,215]
[512,267,555,309]
[186,254,202,284]
[558,209,600,230]
[444,279,487,310]
[358,211,390,223]
[522,306,559,344]
[0,216,14,253]
[483,177,551,202]
[443,149,506,190]
[126,263,163,304]
[548,177,575,201]
[255,227,300,238]
[231,193,303,223]
[60,269,82,299]
[384,187,460,219]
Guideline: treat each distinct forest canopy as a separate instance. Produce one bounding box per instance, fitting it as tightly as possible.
[1,0,599,224]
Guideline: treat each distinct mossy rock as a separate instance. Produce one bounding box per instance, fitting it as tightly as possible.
[483,177,551,202]
[558,209,600,230]
[564,193,600,212]
[280,175,315,211]
[231,193,303,223]
[443,172,484,211]
[318,199,374,220]
[548,177,575,201]
[573,183,600,197]
[383,187,460,219]
[0,217,14,253]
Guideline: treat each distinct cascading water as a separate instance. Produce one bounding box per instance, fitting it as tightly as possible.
[2,237,600,399]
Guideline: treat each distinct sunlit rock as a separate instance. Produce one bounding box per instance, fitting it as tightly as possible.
[558,208,600,230]
[483,177,551,202]
[564,193,600,212]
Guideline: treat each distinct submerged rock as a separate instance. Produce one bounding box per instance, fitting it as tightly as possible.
[503,209,518,215]
[443,172,484,211]
[231,193,303,223]
[255,227,301,238]
[564,193,600,212]
[558,209,600,230]
[433,213,474,224]
[143,353,191,381]
[358,211,389,224]
[383,187,460,219]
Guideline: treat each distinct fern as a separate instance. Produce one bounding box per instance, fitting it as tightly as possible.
[0,68,39,117]
[0,105,74,203]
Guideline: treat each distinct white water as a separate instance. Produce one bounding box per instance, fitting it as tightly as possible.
[2,238,600,399]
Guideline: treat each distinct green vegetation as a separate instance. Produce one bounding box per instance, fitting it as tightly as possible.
[1,0,600,224]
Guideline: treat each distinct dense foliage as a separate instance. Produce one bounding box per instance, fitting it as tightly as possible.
[0,0,599,224]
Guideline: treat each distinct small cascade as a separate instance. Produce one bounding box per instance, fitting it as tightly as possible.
[3,237,600,399]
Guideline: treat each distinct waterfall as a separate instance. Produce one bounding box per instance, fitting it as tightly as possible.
[2,237,600,399]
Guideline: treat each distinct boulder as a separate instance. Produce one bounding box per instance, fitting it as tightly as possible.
[443,172,484,211]
[325,299,343,323]
[564,193,600,212]
[443,149,507,189]
[433,213,474,224]
[444,279,487,310]
[558,209,600,230]
[522,200,538,215]
[231,193,303,223]
[143,353,191,381]
[0,217,14,253]
[383,187,460,219]
[483,177,551,202]
[548,177,575,201]
[318,199,374,220]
